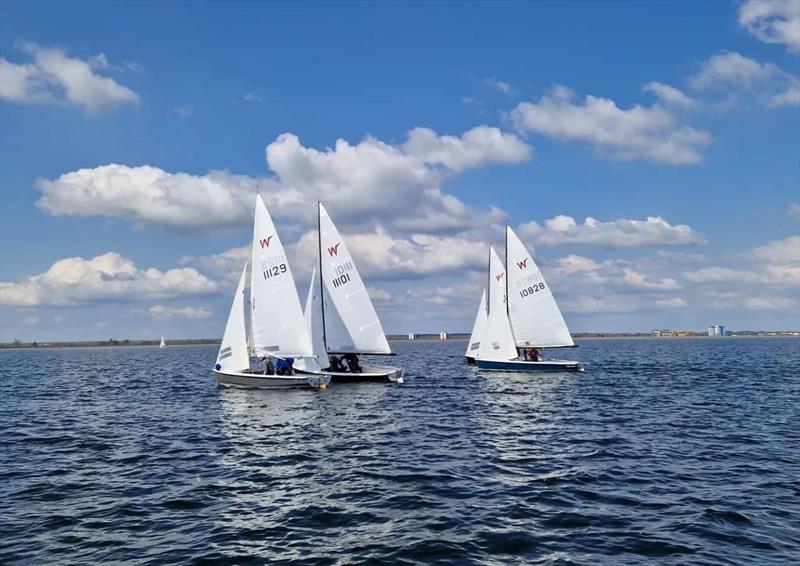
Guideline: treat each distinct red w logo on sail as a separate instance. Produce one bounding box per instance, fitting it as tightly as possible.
[259,235,274,249]
[495,273,504,281]
[517,259,528,270]
[327,243,341,256]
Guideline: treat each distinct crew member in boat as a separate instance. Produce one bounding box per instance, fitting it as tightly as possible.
[525,347,540,362]
[275,357,294,375]
[328,355,344,372]
[344,353,362,373]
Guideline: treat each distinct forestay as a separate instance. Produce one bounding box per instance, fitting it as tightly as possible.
[466,288,487,358]
[249,194,313,358]
[506,227,574,348]
[216,261,250,371]
[318,203,391,354]
[478,247,518,361]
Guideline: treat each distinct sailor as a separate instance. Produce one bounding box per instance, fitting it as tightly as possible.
[526,347,540,362]
[344,353,362,373]
[329,355,344,372]
[275,357,295,375]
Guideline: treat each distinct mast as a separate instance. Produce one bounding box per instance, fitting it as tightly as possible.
[486,246,491,315]
[505,225,510,319]
[317,201,328,352]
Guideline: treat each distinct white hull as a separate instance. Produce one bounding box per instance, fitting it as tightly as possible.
[296,364,403,383]
[213,369,331,389]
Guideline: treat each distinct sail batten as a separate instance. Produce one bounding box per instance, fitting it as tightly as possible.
[506,227,574,348]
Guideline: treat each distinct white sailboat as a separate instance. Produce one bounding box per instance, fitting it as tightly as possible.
[465,288,487,365]
[294,203,402,383]
[213,195,331,389]
[474,227,583,372]
[159,335,166,348]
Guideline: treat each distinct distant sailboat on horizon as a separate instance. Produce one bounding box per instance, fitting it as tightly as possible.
[159,335,166,349]
[473,226,583,372]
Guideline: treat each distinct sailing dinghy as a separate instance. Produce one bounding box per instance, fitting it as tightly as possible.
[159,335,166,348]
[475,227,583,372]
[213,195,331,389]
[294,203,402,383]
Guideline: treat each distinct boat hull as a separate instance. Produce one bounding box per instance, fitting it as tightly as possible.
[296,365,403,384]
[476,359,584,372]
[213,369,331,389]
[465,356,476,366]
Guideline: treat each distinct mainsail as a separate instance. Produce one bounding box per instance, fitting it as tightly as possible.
[506,226,574,348]
[216,262,250,371]
[478,247,517,361]
[249,194,313,358]
[317,203,391,354]
[465,288,487,358]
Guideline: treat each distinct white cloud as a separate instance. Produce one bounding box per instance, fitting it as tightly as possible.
[367,287,392,302]
[172,105,193,116]
[518,215,706,247]
[0,42,139,112]
[655,297,688,308]
[0,252,218,307]
[788,202,800,219]
[140,304,213,319]
[36,126,529,235]
[643,82,697,108]
[684,236,799,287]
[738,0,800,55]
[36,165,265,233]
[485,78,517,96]
[244,92,263,102]
[510,85,711,164]
[689,51,800,108]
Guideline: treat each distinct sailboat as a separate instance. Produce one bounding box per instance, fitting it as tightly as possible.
[212,195,331,389]
[474,226,583,372]
[294,203,403,383]
[465,289,486,365]
[159,335,166,348]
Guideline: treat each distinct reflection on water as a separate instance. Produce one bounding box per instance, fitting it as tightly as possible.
[1,338,799,564]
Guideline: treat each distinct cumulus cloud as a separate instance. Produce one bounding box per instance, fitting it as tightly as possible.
[689,51,800,108]
[510,85,711,164]
[685,236,799,287]
[788,202,800,219]
[643,82,697,108]
[36,126,529,235]
[0,42,139,112]
[485,78,517,96]
[518,215,706,247]
[0,252,218,306]
[738,0,800,55]
[138,304,213,319]
[244,92,263,102]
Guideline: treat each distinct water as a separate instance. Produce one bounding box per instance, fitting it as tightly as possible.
[1,338,798,565]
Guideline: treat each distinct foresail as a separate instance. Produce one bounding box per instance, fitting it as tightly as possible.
[318,203,391,354]
[466,288,487,358]
[249,194,313,357]
[478,247,517,361]
[294,267,325,372]
[506,227,574,348]
[216,261,250,371]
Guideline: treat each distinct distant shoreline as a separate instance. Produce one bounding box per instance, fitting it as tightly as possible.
[2,333,797,351]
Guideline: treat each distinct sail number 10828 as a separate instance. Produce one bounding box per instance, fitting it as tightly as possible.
[520,283,545,297]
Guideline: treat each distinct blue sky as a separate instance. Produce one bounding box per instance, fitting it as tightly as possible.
[1,0,799,341]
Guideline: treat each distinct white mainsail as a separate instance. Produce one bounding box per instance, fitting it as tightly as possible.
[478,247,517,361]
[465,288,487,358]
[249,194,313,358]
[216,262,250,371]
[159,335,166,348]
[317,203,391,354]
[506,226,574,348]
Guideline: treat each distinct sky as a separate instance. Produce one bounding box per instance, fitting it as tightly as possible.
[1,0,799,342]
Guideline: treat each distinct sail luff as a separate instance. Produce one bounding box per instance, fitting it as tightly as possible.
[215,261,250,371]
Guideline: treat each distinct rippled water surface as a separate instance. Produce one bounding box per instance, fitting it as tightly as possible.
[1,338,799,564]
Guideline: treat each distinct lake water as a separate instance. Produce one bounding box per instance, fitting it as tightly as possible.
[1,338,798,564]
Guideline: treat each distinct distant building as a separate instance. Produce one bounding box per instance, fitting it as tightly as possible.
[709,324,725,336]
[708,326,716,337]
[408,333,416,340]
[717,325,725,336]
[439,331,448,340]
